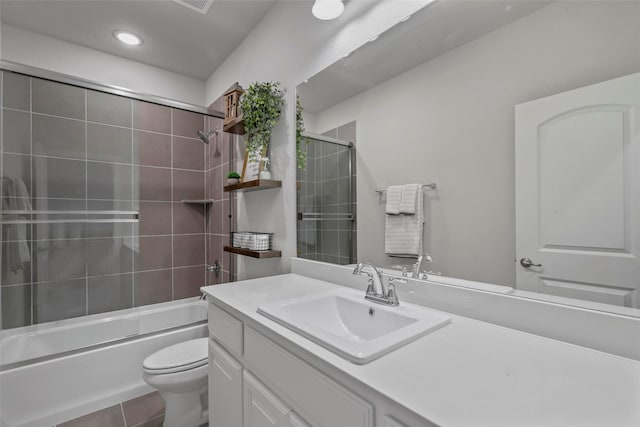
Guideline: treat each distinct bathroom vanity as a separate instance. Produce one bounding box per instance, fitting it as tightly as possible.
[201,259,640,427]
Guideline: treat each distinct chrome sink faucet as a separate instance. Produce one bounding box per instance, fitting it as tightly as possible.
[352,263,406,306]
[411,253,433,278]
[352,262,385,296]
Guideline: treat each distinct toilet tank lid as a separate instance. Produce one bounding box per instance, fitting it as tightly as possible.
[143,337,208,371]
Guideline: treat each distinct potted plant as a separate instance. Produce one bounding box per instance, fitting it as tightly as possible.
[259,157,271,180]
[240,81,285,163]
[227,171,241,185]
[296,95,310,170]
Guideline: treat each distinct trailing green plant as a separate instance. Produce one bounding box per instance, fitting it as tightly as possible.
[296,95,309,170]
[240,81,285,161]
[227,171,241,179]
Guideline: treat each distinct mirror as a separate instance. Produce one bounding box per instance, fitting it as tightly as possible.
[296,0,640,317]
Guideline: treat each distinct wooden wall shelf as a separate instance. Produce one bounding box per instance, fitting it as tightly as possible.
[224,246,281,259]
[224,179,282,193]
[223,116,245,135]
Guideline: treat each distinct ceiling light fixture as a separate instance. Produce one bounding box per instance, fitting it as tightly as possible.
[312,0,345,20]
[114,31,143,46]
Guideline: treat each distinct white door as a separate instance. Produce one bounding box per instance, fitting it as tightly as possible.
[209,339,243,427]
[243,371,290,427]
[515,72,640,308]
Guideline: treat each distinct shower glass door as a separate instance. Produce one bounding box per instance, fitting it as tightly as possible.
[296,129,356,265]
[0,68,215,367]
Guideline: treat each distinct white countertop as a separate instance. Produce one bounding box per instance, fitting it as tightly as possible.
[202,273,640,427]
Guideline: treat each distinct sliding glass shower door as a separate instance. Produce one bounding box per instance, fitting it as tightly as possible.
[296,128,356,265]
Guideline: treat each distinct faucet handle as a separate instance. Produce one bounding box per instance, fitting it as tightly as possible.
[387,277,407,306]
[365,277,375,296]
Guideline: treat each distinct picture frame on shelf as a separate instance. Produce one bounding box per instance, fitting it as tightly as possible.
[241,146,267,182]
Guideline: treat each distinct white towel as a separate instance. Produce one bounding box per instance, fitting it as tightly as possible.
[2,176,32,272]
[385,185,424,256]
[33,150,51,250]
[399,184,420,214]
[385,185,402,215]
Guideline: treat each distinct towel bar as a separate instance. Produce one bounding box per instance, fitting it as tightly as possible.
[375,183,436,193]
[0,210,139,224]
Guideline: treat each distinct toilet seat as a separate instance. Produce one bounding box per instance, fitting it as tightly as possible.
[143,337,208,375]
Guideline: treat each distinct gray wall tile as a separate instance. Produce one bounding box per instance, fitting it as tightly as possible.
[136,236,172,271]
[1,285,32,328]
[37,157,86,199]
[32,114,85,159]
[33,279,86,323]
[2,109,31,154]
[32,78,85,119]
[2,153,32,195]
[173,234,205,267]
[172,108,203,138]
[32,240,86,283]
[137,202,172,236]
[87,237,134,276]
[88,162,133,200]
[135,269,172,306]
[134,131,171,167]
[2,72,30,111]
[137,166,171,201]
[173,136,204,171]
[87,90,132,127]
[88,273,133,315]
[172,202,205,235]
[172,169,204,201]
[173,265,205,299]
[87,123,132,163]
[133,101,171,134]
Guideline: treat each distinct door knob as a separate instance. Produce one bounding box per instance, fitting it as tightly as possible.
[520,257,542,268]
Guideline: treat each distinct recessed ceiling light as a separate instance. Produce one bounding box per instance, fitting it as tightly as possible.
[312,0,345,20]
[114,31,143,46]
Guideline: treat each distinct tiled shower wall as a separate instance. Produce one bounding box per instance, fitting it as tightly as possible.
[205,114,236,285]
[0,70,229,329]
[296,121,357,265]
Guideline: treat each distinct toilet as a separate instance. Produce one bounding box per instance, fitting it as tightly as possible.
[142,338,209,427]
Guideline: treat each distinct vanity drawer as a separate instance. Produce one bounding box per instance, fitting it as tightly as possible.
[208,303,243,358]
[244,326,373,427]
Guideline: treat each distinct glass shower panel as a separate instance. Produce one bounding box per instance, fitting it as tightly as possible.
[1,69,213,342]
[297,132,356,265]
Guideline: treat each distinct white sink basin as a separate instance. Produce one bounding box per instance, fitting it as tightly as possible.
[257,287,450,364]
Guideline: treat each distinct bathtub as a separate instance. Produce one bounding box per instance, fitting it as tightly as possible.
[0,298,208,427]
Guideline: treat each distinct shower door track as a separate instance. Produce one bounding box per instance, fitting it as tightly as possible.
[0,60,224,117]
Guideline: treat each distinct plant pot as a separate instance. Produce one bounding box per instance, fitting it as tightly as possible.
[227,178,240,185]
[259,170,272,180]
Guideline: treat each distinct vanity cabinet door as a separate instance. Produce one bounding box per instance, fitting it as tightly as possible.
[209,339,243,427]
[243,371,291,427]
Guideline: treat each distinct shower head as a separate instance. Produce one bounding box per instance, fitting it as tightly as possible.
[197,129,220,144]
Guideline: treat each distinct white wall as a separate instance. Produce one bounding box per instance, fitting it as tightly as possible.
[1,25,206,106]
[205,0,432,279]
[312,1,640,286]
